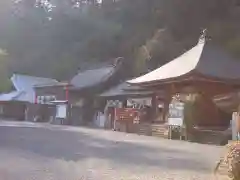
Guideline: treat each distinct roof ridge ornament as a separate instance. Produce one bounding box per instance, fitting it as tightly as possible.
[198,29,207,44]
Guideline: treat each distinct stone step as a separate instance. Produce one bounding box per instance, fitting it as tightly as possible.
[137,124,152,136]
[136,124,168,138]
[214,162,229,180]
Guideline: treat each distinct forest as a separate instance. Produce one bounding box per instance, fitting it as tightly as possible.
[0,0,240,92]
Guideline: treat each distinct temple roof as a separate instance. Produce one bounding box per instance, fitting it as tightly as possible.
[69,57,126,91]
[128,37,240,85]
[70,66,115,89]
[99,82,158,99]
[11,74,58,91]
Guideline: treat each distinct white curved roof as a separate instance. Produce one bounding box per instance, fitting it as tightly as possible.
[129,39,240,84]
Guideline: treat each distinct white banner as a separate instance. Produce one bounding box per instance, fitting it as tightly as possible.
[168,102,184,126]
[56,105,67,118]
[232,112,240,140]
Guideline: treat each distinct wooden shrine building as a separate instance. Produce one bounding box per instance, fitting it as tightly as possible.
[128,30,240,130]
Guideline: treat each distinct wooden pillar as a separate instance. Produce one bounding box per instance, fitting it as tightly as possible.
[237,105,240,140]
[163,85,174,122]
[151,95,158,121]
[34,94,38,104]
[163,95,171,122]
[123,100,127,108]
[65,84,69,102]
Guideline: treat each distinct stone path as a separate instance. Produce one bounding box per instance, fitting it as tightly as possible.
[0,121,224,180]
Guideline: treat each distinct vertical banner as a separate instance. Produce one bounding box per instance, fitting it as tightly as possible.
[232,112,238,141]
[168,101,184,126]
[237,112,240,140]
[232,112,240,141]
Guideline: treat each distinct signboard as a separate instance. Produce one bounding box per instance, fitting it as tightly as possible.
[36,95,56,104]
[168,102,184,126]
[56,104,67,118]
[115,108,139,122]
[127,98,151,109]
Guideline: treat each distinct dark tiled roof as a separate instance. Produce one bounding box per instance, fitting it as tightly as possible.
[99,82,163,98]
[70,66,115,89]
[34,82,69,88]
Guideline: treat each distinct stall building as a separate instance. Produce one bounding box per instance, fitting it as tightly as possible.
[0,74,58,121]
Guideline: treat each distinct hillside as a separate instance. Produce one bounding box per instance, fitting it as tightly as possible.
[0,0,240,91]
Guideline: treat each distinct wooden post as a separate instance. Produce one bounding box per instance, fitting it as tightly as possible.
[114,108,117,130]
[163,96,171,122]
[65,84,69,102]
[163,84,174,122]
[34,94,38,104]
[237,105,240,141]
[123,100,127,108]
[151,95,157,122]
[169,126,172,139]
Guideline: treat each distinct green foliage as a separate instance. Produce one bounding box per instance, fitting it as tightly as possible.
[0,50,11,92]
[215,141,240,180]
[225,142,240,180]
[0,77,12,93]
[0,0,240,80]
[226,37,240,57]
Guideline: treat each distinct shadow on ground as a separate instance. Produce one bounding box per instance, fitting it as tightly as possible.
[0,126,212,172]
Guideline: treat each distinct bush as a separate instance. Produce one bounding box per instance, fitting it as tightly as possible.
[215,141,240,180]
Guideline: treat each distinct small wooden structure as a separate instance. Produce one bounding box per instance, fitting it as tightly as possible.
[0,101,26,121]
[32,58,127,125]
[98,82,168,135]
[0,91,29,121]
[49,100,68,125]
[68,60,126,125]
[99,82,165,121]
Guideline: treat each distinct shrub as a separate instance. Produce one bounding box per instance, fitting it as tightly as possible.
[215,141,240,180]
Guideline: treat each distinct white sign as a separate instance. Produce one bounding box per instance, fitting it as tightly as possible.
[37,95,56,104]
[232,112,238,140]
[56,105,67,118]
[127,98,152,109]
[168,102,184,126]
[168,118,183,126]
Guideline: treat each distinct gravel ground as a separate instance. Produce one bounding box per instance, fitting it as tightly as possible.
[0,121,224,180]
